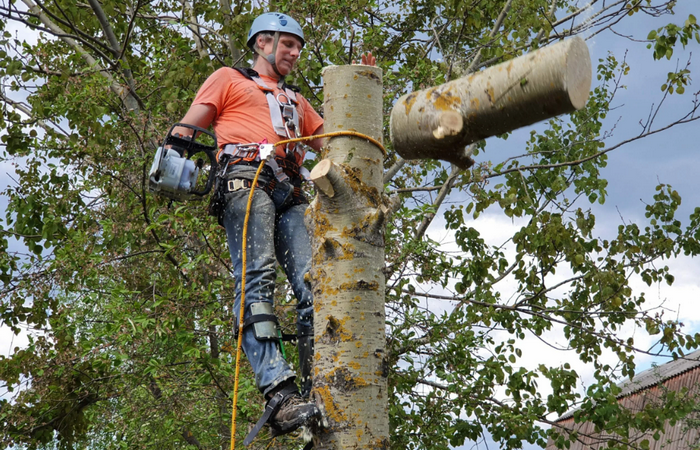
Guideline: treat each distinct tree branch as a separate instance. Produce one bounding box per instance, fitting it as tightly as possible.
[533,0,560,43]
[86,0,120,57]
[218,0,242,63]
[465,0,514,74]
[487,107,700,180]
[413,144,475,242]
[414,163,461,241]
[182,0,212,68]
[86,0,142,109]
[0,92,69,139]
[20,0,140,111]
[135,12,229,66]
[383,158,406,185]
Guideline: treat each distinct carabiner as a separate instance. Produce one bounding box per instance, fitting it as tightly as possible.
[276,92,291,106]
[284,121,298,140]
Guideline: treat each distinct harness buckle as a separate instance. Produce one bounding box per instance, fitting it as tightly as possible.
[267,159,288,182]
[276,92,290,105]
[259,143,276,161]
[284,122,298,141]
[222,143,261,162]
[227,179,246,192]
[281,104,295,121]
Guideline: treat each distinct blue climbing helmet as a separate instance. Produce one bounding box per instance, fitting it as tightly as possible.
[246,12,305,49]
[247,12,305,78]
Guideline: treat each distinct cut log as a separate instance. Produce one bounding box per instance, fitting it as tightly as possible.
[389,36,592,168]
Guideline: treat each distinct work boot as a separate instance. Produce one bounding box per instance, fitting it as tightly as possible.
[269,382,321,437]
[243,381,321,446]
[298,335,314,399]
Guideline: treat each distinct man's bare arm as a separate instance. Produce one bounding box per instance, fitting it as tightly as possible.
[307,124,325,152]
[171,104,218,137]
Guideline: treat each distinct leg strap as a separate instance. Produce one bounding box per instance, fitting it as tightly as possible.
[243,383,298,446]
[237,303,279,342]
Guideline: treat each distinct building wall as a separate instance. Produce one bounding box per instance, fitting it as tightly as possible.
[545,368,700,450]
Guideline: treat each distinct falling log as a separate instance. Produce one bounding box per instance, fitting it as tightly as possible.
[389,36,592,168]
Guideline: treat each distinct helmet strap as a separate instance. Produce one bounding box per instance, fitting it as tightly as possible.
[255,31,284,80]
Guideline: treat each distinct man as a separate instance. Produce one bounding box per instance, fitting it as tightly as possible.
[173,12,375,441]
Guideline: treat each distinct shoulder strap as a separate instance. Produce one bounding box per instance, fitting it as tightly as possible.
[230,67,304,161]
[232,66,259,80]
[234,67,300,93]
[282,82,301,93]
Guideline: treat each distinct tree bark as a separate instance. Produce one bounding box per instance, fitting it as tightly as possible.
[306,64,390,449]
[389,36,592,168]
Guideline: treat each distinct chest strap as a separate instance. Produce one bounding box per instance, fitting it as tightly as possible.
[232,67,305,161]
[250,77,300,139]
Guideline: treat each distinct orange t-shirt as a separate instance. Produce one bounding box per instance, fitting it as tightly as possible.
[192,67,324,164]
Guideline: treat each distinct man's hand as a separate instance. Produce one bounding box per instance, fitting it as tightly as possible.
[353,52,377,67]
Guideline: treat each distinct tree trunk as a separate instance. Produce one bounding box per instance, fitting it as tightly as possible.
[306,64,390,449]
[389,36,592,168]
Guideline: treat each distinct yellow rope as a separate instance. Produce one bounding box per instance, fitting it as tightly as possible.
[275,130,386,156]
[229,159,267,450]
[229,130,383,449]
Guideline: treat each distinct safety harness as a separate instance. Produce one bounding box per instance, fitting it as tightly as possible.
[208,68,311,223]
[222,67,310,182]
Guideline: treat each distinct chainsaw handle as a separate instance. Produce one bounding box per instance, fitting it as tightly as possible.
[164,123,219,197]
[189,147,218,197]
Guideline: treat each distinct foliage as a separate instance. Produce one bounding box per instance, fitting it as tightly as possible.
[0,0,699,449]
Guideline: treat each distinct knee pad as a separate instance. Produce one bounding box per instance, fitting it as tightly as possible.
[243,302,280,341]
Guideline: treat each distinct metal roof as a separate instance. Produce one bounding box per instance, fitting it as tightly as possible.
[617,348,700,398]
[555,348,700,422]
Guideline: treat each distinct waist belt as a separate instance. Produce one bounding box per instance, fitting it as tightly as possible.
[222,177,276,197]
[275,157,301,179]
[221,143,311,182]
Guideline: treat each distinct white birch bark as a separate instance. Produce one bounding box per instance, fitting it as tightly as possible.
[306,65,390,449]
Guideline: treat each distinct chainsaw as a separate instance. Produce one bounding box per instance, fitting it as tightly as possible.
[148,123,218,201]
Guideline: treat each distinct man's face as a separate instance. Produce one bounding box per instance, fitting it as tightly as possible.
[261,33,303,75]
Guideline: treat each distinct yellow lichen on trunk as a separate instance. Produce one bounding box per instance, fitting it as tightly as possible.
[306,64,389,450]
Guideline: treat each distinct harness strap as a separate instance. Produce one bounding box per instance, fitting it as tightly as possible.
[274,156,311,181]
[268,158,289,182]
[222,177,277,197]
[242,313,278,330]
[248,76,301,140]
[230,67,306,162]
[275,157,300,178]
[281,333,298,342]
[222,144,313,183]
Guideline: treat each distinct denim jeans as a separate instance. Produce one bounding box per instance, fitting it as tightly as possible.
[221,164,313,396]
